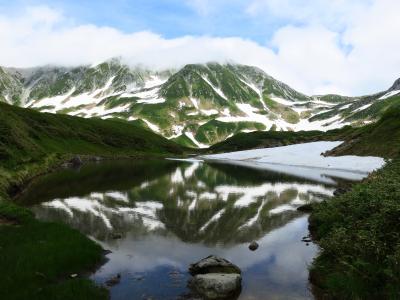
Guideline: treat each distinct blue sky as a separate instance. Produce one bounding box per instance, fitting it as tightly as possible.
[1,0,286,43]
[0,0,399,96]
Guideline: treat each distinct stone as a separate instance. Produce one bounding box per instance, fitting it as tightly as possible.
[69,155,83,167]
[105,274,121,287]
[189,255,241,276]
[297,203,313,212]
[333,187,350,197]
[188,273,241,300]
[248,241,259,251]
[70,273,78,278]
[111,233,123,239]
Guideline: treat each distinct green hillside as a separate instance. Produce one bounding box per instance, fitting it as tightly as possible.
[208,127,352,153]
[324,100,400,158]
[0,102,185,168]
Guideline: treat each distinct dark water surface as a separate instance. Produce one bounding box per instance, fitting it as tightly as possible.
[18,159,354,300]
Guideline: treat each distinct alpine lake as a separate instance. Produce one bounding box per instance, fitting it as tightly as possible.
[17,149,379,300]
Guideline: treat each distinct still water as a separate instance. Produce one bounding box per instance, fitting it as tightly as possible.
[18,158,360,299]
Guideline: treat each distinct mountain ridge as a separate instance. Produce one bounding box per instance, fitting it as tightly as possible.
[1,59,399,147]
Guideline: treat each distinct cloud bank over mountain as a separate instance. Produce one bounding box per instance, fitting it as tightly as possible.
[0,0,399,96]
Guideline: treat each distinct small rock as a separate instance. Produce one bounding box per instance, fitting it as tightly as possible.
[189,255,241,276]
[297,203,313,212]
[333,187,350,197]
[188,273,242,300]
[248,241,259,251]
[301,236,312,243]
[69,155,83,167]
[111,233,123,240]
[106,274,121,287]
[70,273,78,278]
[133,275,145,281]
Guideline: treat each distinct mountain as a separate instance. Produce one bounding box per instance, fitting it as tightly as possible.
[1,58,399,147]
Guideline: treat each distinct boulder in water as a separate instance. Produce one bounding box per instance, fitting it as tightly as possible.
[188,273,241,300]
[189,255,241,275]
[248,241,259,251]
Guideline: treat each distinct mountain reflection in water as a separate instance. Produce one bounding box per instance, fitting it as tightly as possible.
[19,159,353,300]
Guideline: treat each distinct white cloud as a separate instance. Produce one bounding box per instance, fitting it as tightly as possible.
[0,2,399,96]
[246,0,370,28]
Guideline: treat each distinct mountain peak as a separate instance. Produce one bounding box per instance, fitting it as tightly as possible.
[388,77,400,92]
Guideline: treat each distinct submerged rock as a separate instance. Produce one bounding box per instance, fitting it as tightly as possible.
[189,255,241,275]
[105,273,121,287]
[248,241,259,251]
[188,273,241,300]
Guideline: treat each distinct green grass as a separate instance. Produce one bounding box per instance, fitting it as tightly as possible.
[0,202,108,300]
[208,127,352,153]
[309,159,400,299]
[325,102,400,158]
[0,102,184,168]
[0,102,187,299]
[308,103,400,299]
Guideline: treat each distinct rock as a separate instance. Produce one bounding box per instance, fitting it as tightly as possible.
[70,273,78,278]
[301,236,312,243]
[248,241,259,251]
[69,155,83,167]
[189,255,241,276]
[111,233,123,240]
[333,187,350,197]
[297,203,314,212]
[105,274,121,287]
[188,273,241,300]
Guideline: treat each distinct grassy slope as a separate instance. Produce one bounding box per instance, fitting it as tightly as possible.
[309,104,400,299]
[0,102,184,168]
[0,102,185,299]
[208,127,353,153]
[324,102,400,158]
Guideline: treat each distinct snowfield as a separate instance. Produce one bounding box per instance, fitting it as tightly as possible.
[200,141,385,183]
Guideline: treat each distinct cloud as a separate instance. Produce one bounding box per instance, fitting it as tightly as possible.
[246,0,371,28]
[0,2,399,96]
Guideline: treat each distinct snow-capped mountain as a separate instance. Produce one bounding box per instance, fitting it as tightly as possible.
[1,58,399,147]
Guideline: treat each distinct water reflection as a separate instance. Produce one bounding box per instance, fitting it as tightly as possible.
[19,159,349,299]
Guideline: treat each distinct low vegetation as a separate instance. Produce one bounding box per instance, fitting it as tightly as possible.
[208,127,352,153]
[325,101,400,158]
[309,159,400,299]
[0,102,186,299]
[309,104,400,299]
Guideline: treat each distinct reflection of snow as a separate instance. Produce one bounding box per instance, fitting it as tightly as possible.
[215,182,333,207]
[200,209,226,232]
[171,168,184,183]
[269,204,295,215]
[40,195,165,231]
